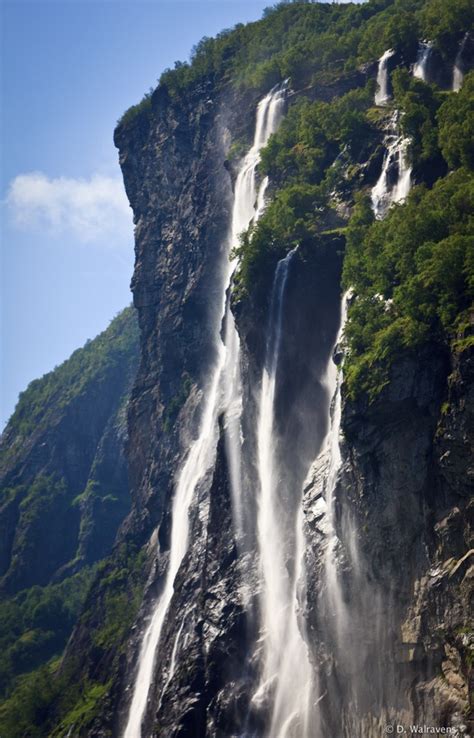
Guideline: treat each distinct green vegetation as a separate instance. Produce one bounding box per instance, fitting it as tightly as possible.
[2,306,138,443]
[343,168,473,398]
[0,544,147,738]
[119,0,471,125]
[0,568,96,697]
[0,307,139,724]
[0,660,64,738]
[420,0,474,57]
[438,73,474,169]
[341,73,474,399]
[233,84,376,300]
[163,372,193,432]
[0,658,112,738]
[118,89,153,127]
[392,68,444,164]
[260,85,375,185]
[87,544,147,653]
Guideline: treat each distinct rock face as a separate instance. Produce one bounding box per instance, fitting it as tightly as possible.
[46,66,472,737]
[303,342,473,735]
[110,83,253,737]
[5,17,471,738]
[105,69,366,735]
[0,307,139,593]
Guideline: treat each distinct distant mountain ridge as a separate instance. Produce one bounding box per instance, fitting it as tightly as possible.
[0,306,139,698]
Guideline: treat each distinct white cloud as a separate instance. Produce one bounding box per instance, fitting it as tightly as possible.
[6,172,132,244]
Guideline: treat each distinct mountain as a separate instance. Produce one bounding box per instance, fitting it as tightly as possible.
[0,307,139,707]
[1,1,472,736]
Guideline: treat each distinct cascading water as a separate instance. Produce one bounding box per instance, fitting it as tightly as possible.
[122,83,286,738]
[452,63,463,93]
[452,33,468,91]
[314,296,398,738]
[371,112,412,219]
[393,136,412,202]
[321,292,350,642]
[374,48,395,106]
[252,247,315,738]
[223,86,286,543]
[413,41,432,81]
[123,334,227,738]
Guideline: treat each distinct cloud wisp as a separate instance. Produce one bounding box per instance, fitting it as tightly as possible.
[6,172,133,244]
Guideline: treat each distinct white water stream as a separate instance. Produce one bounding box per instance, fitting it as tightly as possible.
[371,113,412,219]
[223,87,286,542]
[413,41,432,81]
[321,292,350,642]
[252,247,314,738]
[122,83,286,738]
[452,33,468,92]
[374,48,395,106]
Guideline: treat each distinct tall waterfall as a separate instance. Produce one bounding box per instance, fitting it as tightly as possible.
[413,41,432,81]
[371,113,412,219]
[452,33,468,91]
[122,83,286,738]
[321,292,350,642]
[252,247,315,738]
[224,85,286,542]
[374,49,395,106]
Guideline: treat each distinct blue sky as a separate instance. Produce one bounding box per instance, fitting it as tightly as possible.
[1,0,277,427]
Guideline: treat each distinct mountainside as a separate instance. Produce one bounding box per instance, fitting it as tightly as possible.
[1,1,473,736]
[0,307,139,712]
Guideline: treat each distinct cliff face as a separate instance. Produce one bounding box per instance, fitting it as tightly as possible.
[304,343,473,735]
[114,82,232,536]
[42,58,470,738]
[111,60,372,731]
[117,77,472,738]
[111,83,264,738]
[2,5,472,738]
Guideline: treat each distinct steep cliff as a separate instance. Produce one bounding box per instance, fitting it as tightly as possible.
[1,1,472,737]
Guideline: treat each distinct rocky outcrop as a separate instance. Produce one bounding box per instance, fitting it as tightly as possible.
[114,82,235,536]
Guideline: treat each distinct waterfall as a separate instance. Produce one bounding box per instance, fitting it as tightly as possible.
[392,137,412,203]
[157,616,186,712]
[223,86,285,542]
[452,63,463,93]
[374,49,395,106]
[316,291,394,733]
[252,247,315,738]
[413,41,432,81]
[321,292,350,641]
[452,33,468,91]
[371,113,411,219]
[122,83,286,738]
[122,337,227,738]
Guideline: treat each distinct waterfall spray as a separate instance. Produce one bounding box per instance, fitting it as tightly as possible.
[374,49,395,106]
[452,33,468,91]
[371,113,411,219]
[316,290,395,736]
[122,83,286,738]
[252,247,315,738]
[321,292,350,641]
[223,85,286,543]
[413,41,432,81]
